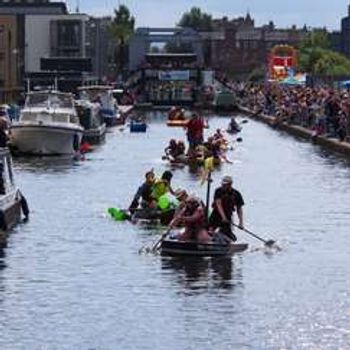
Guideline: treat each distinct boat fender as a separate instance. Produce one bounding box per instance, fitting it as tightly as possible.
[0,211,7,231]
[73,134,80,152]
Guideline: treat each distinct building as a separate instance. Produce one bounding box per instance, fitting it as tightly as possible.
[341,4,350,57]
[25,13,92,91]
[86,17,117,83]
[0,15,20,102]
[129,27,204,71]
[210,14,307,79]
[0,0,67,102]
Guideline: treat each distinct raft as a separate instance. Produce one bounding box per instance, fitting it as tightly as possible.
[166,119,189,127]
[160,239,248,257]
[132,208,175,226]
[130,121,147,133]
[165,155,221,168]
[226,127,241,134]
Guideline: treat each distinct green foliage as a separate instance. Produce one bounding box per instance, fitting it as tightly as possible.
[300,29,330,51]
[247,66,265,82]
[178,7,213,32]
[109,4,135,45]
[298,29,350,76]
[108,4,135,75]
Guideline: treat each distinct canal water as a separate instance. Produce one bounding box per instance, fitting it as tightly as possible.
[1,113,350,350]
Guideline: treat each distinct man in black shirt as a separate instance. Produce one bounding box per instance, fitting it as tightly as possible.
[209,175,244,241]
[129,170,156,213]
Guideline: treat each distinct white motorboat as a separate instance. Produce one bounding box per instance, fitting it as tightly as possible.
[0,147,28,245]
[78,86,122,127]
[10,91,84,155]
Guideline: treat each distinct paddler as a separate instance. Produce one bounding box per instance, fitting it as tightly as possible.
[186,112,205,150]
[208,175,245,242]
[128,170,156,213]
[173,195,210,243]
[164,139,178,160]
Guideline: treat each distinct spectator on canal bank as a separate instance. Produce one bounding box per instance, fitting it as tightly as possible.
[218,79,350,144]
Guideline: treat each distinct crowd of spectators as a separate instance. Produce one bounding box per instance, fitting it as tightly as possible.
[217,75,350,143]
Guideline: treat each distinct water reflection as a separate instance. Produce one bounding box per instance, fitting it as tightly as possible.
[161,256,243,292]
[13,155,82,174]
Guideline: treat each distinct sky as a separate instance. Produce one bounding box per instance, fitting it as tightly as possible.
[67,0,350,30]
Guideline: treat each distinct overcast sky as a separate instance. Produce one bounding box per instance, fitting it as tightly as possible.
[67,0,350,30]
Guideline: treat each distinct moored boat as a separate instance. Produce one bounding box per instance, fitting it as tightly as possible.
[10,91,83,155]
[160,239,248,257]
[0,148,29,237]
[75,100,106,145]
[78,86,122,127]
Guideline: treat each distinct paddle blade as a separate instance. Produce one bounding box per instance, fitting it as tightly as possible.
[265,240,276,247]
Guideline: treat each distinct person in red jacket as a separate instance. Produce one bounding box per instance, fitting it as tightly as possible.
[186,112,205,150]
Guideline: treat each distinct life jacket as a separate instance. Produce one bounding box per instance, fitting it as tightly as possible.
[152,179,169,201]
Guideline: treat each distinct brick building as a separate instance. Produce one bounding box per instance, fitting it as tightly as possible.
[210,14,307,79]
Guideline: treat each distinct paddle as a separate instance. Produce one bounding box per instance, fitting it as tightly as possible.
[150,206,186,252]
[151,224,174,252]
[232,223,276,247]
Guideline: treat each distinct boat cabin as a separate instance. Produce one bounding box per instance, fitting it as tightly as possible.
[20,91,79,124]
[78,86,118,110]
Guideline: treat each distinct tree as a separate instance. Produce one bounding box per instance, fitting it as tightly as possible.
[109,4,135,78]
[298,29,350,76]
[178,7,213,32]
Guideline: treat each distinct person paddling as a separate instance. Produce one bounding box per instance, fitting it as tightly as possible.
[129,170,156,214]
[173,196,210,243]
[209,175,245,241]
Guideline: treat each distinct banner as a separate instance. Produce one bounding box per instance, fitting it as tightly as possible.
[158,70,190,81]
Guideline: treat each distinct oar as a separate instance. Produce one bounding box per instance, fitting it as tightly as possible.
[151,207,185,252]
[232,223,276,247]
[151,222,174,252]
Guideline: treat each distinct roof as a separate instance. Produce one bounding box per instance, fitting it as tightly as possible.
[145,53,197,57]
[0,2,67,15]
[77,85,113,91]
[26,90,73,97]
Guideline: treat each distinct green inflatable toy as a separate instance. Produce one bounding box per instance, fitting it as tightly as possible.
[108,207,126,221]
[158,195,170,211]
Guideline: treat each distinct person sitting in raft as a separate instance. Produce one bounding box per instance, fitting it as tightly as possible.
[172,196,210,243]
[129,170,156,213]
[164,139,178,160]
[176,140,186,156]
[209,175,244,242]
[168,107,178,121]
[228,117,241,133]
[168,107,185,121]
[213,128,225,142]
[151,170,175,201]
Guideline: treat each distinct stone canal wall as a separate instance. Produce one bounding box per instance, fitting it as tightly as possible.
[239,106,350,157]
